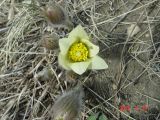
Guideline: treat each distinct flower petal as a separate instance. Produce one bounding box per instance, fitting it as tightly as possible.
[58,54,71,70]
[70,61,91,75]
[81,39,99,57]
[89,56,108,69]
[59,38,75,54]
[69,25,89,40]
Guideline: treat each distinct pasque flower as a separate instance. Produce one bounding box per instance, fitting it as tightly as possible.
[58,25,108,75]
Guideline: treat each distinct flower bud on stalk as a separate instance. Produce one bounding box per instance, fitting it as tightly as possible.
[52,86,84,120]
[41,33,59,50]
[42,3,73,30]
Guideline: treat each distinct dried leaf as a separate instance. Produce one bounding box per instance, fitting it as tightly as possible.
[127,24,140,37]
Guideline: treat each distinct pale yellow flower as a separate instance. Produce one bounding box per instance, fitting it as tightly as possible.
[58,25,108,75]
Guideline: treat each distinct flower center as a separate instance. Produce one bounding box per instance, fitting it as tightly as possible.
[68,42,89,62]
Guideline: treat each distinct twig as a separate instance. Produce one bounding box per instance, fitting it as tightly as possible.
[84,85,136,120]
[0,27,9,33]
[96,0,158,26]
[110,0,142,33]
[136,91,160,103]
[8,0,15,21]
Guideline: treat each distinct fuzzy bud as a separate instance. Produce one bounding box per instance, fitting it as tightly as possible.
[42,2,73,30]
[41,33,59,50]
[52,86,84,120]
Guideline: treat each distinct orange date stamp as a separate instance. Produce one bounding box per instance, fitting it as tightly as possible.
[119,104,149,112]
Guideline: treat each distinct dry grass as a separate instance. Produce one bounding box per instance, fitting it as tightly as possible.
[0,0,160,120]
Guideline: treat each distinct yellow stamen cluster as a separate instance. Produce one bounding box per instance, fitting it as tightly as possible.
[68,42,89,62]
